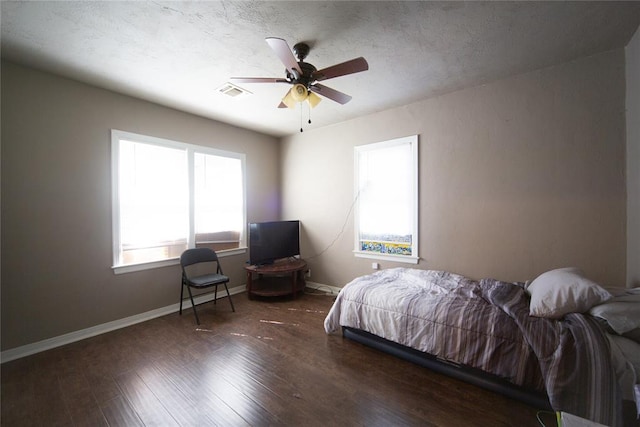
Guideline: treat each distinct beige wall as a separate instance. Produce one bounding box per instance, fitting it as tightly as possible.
[1,61,280,351]
[627,27,640,287]
[281,49,627,288]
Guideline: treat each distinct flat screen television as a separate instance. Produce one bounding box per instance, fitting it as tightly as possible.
[248,220,300,266]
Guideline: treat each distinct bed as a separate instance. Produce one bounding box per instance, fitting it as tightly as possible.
[324,267,640,427]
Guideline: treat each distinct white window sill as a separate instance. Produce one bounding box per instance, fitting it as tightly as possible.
[112,247,247,275]
[353,251,419,265]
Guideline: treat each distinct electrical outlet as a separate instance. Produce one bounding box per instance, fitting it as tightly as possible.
[372,262,380,270]
[305,269,311,278]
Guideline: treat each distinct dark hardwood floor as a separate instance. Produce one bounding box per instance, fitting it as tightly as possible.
[2,291,555,426]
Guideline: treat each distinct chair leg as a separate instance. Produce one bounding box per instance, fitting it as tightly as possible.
[186,286,200,325]
[179,282,185,315]
[214,285,218,305]
[223,283,235,312]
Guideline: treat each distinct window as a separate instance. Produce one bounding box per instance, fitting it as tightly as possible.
[354,135,419,263]
[111,130,246,273]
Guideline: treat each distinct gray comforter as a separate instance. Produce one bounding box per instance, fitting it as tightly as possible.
[324,268,620,426]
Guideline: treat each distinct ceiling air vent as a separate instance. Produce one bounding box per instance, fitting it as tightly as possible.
[217,82,252,99]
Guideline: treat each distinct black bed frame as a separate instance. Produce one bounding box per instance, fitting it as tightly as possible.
[342,326,552,410]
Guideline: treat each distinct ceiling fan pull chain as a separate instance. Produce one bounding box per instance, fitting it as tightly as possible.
[300,104,304,132]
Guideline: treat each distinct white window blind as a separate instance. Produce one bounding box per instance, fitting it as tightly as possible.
[118,140,189,264]
[193,153,244,250]
[354,135,419,263]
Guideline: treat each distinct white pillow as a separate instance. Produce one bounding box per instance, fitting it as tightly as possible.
[526,267,612,319]
[588,289,640,334]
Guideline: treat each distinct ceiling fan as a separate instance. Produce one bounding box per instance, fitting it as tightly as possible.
[230,37,369,110]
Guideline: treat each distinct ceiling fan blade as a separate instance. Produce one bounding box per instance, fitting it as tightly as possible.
[310,83,352,105]
[312,57,369,82]
[278,101,288,109]
[265,37,301,78]
[229,77,288,84]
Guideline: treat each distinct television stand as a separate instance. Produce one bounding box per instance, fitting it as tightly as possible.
[245,258,307,300]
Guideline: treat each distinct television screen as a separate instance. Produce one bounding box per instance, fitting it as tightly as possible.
[249,220,300,265]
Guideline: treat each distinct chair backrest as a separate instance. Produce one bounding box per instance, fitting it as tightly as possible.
[180,248,220,268]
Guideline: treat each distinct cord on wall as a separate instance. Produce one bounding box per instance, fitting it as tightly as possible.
[305,190,360,261]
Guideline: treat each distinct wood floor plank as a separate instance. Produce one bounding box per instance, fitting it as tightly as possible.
[1,381,35,426]
[135,362,219,426]
[183,345,288,425]
[155,358,252,426]
[21,361,74,426]
[57,370,105,424]
[100,395,144,427]
[114,369,180,426]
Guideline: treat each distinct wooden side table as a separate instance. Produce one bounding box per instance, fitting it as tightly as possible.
[245,258,308,299]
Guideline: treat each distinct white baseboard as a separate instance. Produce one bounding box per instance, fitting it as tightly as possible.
[1,284,247,364]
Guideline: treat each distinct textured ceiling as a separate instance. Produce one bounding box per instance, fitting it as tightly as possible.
[2,1,640,137]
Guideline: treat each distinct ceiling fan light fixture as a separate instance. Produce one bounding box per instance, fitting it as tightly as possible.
[291,83,308,102]
[307,91,321,108]
[282,88,297,109]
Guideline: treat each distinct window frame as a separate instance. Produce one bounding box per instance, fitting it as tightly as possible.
[353,135,419,264]
[111,129,247,274]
